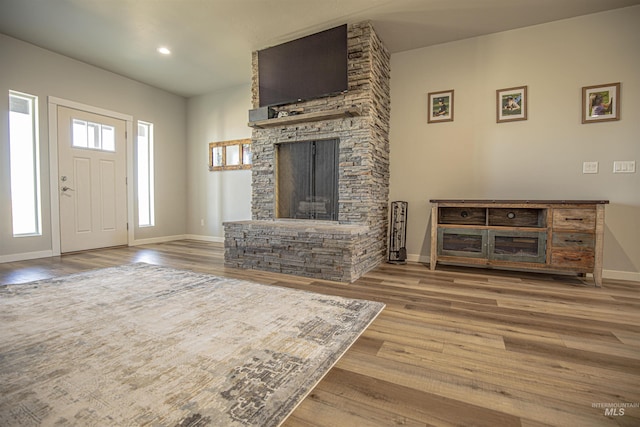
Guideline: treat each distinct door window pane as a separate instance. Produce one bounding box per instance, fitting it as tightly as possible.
[102,125,115,151]
[72,119,115,151]
[72,119,88,148]
[88,122,100,148]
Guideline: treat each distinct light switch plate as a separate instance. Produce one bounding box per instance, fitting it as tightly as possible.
[613,160,636,173]
[583,161,598,174]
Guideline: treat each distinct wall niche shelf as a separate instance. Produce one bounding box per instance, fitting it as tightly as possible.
[429,199,609,287]
[248,107,361,129]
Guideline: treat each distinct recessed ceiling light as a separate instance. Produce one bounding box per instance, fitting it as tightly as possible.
[157,47,171,55]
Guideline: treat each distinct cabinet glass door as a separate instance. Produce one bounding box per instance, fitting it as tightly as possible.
[438,228,487,258]
[488,230,546,263]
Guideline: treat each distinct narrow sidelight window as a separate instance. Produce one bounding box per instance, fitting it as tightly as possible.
[9,91,41,236]
[137,121,155,227]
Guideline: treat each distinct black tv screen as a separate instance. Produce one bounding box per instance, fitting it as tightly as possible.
[258,24,348,107]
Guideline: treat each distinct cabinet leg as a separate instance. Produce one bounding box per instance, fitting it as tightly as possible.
[593,270,602,288]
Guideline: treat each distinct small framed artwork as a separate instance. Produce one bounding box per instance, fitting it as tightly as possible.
[427,90,454,123]
[497,86,527,123]
[209,138,252,171]
[582,82,620,124]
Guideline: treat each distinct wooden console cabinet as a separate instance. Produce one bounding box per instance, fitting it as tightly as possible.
[429,200,608,286]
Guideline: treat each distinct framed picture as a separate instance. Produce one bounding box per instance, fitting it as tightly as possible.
[496,86,527,123]
[209,138,252,171]
[582,82,620,123]
[427,90,454,123]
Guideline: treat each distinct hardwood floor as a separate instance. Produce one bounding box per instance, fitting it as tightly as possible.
[2,240,639,426]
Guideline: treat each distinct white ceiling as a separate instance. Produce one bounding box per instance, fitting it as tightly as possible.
[1,0,639,98]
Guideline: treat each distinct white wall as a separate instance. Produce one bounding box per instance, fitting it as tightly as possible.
[389,6,640,279]
[186,85,252,240]
[0,34,188,259]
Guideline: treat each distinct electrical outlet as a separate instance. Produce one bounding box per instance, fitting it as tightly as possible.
[613,161,636,173]
[200,219,205,226]
[583,161,598,174]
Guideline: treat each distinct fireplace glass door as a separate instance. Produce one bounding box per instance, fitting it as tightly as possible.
[276,138,338,220]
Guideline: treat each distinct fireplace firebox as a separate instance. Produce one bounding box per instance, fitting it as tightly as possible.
[276,139,338,221]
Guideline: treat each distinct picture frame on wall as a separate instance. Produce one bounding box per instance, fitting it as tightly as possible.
[208,138,252,171]
[582,82,620,124]
[496,85,527,123]
[427,90,454,123]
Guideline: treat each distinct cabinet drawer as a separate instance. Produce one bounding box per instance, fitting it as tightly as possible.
[488,208,545,227]
[553,209,596,231]
[439,207,486,225]
[552,232,595,249]
[551,249,595,269]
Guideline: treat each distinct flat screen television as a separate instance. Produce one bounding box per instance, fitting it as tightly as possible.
[258,24,348,107]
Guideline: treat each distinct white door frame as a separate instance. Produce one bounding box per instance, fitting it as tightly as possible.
[48,97,134,256]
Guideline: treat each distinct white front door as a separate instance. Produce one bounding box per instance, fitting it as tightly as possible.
[57,106,127,253]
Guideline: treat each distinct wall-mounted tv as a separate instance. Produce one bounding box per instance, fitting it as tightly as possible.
[258,24,348,107]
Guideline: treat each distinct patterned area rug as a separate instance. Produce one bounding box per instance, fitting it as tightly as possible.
[0,263,384,426]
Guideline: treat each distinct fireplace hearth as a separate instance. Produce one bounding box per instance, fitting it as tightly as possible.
[224,22,390,282]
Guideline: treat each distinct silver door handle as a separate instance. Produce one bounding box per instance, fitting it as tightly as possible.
[62,186,75,192]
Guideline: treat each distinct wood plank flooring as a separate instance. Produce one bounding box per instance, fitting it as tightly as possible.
[1,240,639,426]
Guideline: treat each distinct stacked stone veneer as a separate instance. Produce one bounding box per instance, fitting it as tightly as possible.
[224,22,390,282]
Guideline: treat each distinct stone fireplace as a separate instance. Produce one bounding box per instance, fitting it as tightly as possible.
[224,22,390,282]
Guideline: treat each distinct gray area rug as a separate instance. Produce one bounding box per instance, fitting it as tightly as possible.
[0,263,384,426]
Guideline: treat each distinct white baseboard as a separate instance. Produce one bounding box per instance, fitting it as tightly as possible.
[131,234,224,246]
[603,269,640,282]
[406,253,640,282]
[0,250,54,264]
[408,254,429,263]
[184,234,224,244]
[1,235,222,263]
[130,235,188,246]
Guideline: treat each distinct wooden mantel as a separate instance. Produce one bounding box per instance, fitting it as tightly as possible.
[248,107,361,129]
